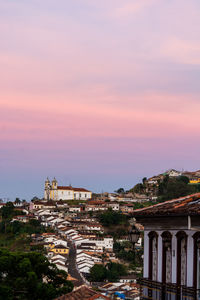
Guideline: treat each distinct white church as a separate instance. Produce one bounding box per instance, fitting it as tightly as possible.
[44,177,92,201]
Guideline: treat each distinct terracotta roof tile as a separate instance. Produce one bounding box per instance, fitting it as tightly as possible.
[55,286,110,300]
[132,193,200,217]
[57,186,91,192]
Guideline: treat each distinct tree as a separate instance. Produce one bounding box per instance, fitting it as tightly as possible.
[98,210,128,227]
[130,183,144,194]
[0,202,15,220]
[115,188,125,194]
[15,198,21,205]
[106,262,127,282]
[89,264,107,282]
[31,196,40,202]
[179,175,189,184]
[0,249,73,300]
[89,262,127,283]
[142,177,147,184]
[158,175,196,201]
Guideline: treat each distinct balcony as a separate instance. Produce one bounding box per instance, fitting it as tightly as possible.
[138,278,200,300]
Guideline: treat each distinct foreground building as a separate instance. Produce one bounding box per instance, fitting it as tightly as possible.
[133,193,200,300]
[44,178,92,201]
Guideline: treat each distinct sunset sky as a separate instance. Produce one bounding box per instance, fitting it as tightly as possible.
[1,0,200,200]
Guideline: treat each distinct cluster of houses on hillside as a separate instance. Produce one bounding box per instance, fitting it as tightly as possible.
[28,204,141,299]
[30,199,136,214]
[33,208,115,277]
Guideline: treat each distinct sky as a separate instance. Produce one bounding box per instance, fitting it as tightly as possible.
[0,0,200,201]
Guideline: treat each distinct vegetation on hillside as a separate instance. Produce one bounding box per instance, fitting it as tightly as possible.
[0,202,53,251]
[113,241,143,274]
[129,175,200,202]
[0,249,73,300]
[98,209,128,227]
[89,262,127,282]
[158,175,200,201]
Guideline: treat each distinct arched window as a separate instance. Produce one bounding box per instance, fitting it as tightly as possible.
[148,231,158,281]
[176,231,187,286]
[193,232,200,289]
[161,231,172,283]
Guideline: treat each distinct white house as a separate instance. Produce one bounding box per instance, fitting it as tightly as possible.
[106,202,120,211]
[53,239,68,248]
[68,206,81,213]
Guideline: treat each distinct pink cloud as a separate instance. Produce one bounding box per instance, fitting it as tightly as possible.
[160,37,200,65]
[0,90,200,147]
[110,0,156,18]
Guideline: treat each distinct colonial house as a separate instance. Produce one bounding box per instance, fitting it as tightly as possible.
[50,245,69,255]
[44,177,92,201]
[106,202,120,211]
[133,193,200,300]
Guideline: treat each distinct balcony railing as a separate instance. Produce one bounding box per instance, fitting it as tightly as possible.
[138,278,200,300]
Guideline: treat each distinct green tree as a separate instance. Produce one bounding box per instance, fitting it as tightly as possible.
[89,262,127,283]
[98,210,128,227]
[89,264,107,282]
[1,202,15,220]
[115,188,125,194]
[179,175,189,184]
[142,177,147,184]
[14,198,21,205]
[130,183,144,194]
[0,249,73,300]
[158,175,195,201]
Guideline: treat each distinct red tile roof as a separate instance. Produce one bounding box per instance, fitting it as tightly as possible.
[132,193,200,217]
[55,286,110,300]
[57,186,91,192]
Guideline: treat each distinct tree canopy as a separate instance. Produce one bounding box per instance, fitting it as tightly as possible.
[158,175,197,201]
[0,249,73,300]
[0,202,19,220]
[98,209,128,227]
[115,188,125,194]
[89,262,127,282]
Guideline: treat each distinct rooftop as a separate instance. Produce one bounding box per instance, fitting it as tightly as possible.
[132,193,200,218]
[57,186,91,192]
[55,286,110,300]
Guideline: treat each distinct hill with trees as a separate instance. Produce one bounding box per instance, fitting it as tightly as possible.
[0,249,73,300]
[129,173,200,202]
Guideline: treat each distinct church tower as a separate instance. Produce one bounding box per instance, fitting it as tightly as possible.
[52,177,58,189]
[44,177,51,200]
[51,177,58,200]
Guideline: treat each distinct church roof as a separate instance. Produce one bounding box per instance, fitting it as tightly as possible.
[57,186,91,192]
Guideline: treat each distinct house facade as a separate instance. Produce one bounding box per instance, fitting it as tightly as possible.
[44,177,92,201]
[133,193,200,300]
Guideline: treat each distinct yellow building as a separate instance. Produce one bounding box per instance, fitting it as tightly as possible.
[50,245,69,255]
[190,179,200,184]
